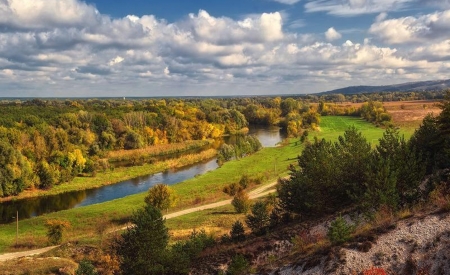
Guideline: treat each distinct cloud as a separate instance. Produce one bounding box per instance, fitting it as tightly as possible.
[375,12,388,22]
[0,0,449,96]
[369,10,450,44]
[325,27,342,41]
[0,0,101,30]
[272,0,302,4]
[305,0,414,16]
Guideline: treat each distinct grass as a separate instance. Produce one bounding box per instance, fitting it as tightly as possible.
[0,149,217,203]
[314,116,385,145]
[0,116,390,253]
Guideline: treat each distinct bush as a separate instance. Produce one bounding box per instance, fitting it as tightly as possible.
[327,215,354,245]
[246,201,271,235]
[227,254,250,275]
[232,190,251,214]
[239,175,250,189]
[76,259,98,275]
[45,219,70,245]
[230,221,245,242]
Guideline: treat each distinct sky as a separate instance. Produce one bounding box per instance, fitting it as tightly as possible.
[0,0,450,97]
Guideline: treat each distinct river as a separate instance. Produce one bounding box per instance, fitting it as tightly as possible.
[0,125,286,224]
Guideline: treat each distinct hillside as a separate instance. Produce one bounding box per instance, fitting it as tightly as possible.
[320,79,450,95]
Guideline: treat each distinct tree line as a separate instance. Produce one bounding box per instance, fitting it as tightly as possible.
[0,97,319,197]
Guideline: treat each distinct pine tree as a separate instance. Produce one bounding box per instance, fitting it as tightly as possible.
[115,204,169,275]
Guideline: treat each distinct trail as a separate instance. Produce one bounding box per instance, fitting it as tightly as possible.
[0,181,279,262]
[0,246,59,262]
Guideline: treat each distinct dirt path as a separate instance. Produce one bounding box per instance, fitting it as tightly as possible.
[164,181,277,219]
[0,181,279,262]
[0,246,59,262]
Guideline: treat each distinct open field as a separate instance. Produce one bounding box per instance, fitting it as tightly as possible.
[0,116,392,253]
[315,116,385,145]
[383,100,441,137]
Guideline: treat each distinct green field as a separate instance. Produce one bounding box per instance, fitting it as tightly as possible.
[315,116,386,144]
[0,116,389,253]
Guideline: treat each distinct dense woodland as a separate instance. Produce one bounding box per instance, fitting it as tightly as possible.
[0,97,321,197]
[0,90,439,198]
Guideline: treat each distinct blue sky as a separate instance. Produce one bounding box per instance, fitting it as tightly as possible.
[0,0,449,97]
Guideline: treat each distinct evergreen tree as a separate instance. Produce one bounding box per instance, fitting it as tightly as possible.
[115,204,169,275]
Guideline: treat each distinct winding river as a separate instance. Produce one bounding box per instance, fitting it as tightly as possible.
[0,125,286,224]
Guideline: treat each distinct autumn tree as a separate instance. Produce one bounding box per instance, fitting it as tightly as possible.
[144,184,177,212]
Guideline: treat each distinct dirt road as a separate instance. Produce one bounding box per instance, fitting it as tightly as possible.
[0,246,59,262]
[0,181,278,262]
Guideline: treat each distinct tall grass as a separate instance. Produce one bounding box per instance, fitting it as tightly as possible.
[107,140,213,162]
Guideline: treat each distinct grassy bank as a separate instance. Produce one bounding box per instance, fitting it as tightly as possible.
[0,148,217,203]
[0,117,387,253]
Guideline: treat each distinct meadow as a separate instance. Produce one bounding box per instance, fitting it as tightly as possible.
[0,116,388,253]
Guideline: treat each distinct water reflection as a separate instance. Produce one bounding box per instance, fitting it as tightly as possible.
[0,125,285,223]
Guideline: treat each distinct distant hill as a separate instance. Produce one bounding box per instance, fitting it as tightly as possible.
[320,79,450,95]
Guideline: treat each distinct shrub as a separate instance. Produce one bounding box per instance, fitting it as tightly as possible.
[227,254,250,275]
[45,219,70,245]
[75,259,98,275]
[239,175,250,189]
[327,215,354,245]
[230,221,245,242]
[232,190,251,214]
[246,201,271,235]
[144,183,177,212]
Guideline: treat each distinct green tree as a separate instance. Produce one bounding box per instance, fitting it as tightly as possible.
[246,201,271,235]
[144,184,177,212]
[114,204,169,275]
[0,138,32,197]
[230,220,245,242]
[227,254,250,275]
[327,215,354,245]
[36,160,60,189]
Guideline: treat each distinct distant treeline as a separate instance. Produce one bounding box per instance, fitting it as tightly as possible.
[0,97,320,197]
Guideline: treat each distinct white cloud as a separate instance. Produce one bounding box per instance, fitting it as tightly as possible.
[0,0,449,96]
[272,0,302,4]
[369,10,450,44]
[0,0,100,29]
[305,0,414,16]
[325,27,342,41]
[375,12,388,22]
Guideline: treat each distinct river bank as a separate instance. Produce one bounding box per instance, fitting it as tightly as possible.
[0,149,217,204]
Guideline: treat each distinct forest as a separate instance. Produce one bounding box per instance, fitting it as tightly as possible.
[0,97,322,197]
[0,89,434,198]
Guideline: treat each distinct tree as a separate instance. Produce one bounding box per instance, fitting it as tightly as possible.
[231,190,251,214]
[230,220,245,242]
[0,138,32,197]
[45,219,70,245]
[114,204,169,275]
[144,184,177,212]
[227,254,250,275]
[246,201,271,235]
[327,215,354,245]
